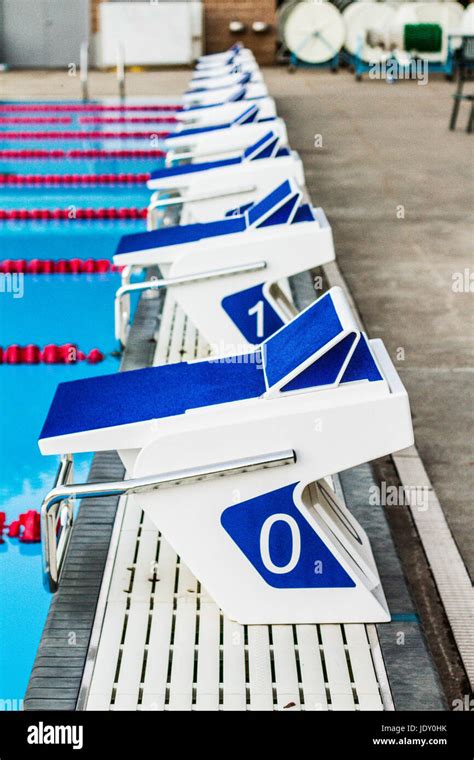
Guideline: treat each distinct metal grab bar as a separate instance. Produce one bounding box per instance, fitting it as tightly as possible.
[42,449,296,592]
[115,260,267,346]
[80,42,89,101]
[117,41,125,99]
[148,185,256,212]
[41,453,75,593]
[146,185,256,230]
[166,145,241,164]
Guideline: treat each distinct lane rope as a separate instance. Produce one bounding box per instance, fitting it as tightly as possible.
[79,116,178,124]
[0,104,183,112]
[0,258,123,273]
[0,172,150,185]
[0,148,165,158]
[0,343,105,364]
[0,117,72,124]
[0,207,147,220]
[0,130,170,139]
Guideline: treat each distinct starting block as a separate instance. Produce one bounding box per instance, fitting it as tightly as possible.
[195,44,255,71]
[182,83,268,108]
[113,178,335,347]
[176,98,277,126]
[191,62,262,82]
[146,131,305,217]
[186,71,260,92]
[169,103,266,139]
[39,288,413,623]
[162,117,288,161]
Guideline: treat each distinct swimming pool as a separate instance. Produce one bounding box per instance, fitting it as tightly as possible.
[0,101,167,707]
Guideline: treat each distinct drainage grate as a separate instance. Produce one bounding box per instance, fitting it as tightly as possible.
[84,295,390,711]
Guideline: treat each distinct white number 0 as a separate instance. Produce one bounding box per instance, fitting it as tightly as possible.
[259,514,301,574]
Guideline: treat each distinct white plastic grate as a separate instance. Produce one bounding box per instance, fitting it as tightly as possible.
[85,295,391,711]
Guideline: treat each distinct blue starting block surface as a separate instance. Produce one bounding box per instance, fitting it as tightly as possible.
[115,176,305,256]
[40,290,383,444]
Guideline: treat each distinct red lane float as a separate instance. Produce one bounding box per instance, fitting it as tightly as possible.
[0,117,73,124]
[0,148,166,159]
[0,104,183,112]
[0,258,119,274]
[0,172,150,185]
[0,207,147,220]
[0,130,170,139]
[79,116,179,124]
[0,343,105,365]
[7,511,41,543]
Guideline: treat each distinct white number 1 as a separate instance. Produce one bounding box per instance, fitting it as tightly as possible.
[248,300,264,338]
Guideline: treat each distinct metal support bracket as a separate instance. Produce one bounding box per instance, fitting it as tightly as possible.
[42,449,296,592]
[115,260,267,347]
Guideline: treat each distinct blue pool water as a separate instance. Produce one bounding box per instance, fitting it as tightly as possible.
[1,220,146,260]
[0,101,167,706]
[0,187,152,209]
[0,138,166,151]
[1,158,161,175]
[0,122,176,133]
[0,279,117,705]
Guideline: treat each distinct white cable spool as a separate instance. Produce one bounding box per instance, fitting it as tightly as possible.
[343,1,397,63]
[282,1,346,64]
[278,0,301,44]
[462,4,474,35]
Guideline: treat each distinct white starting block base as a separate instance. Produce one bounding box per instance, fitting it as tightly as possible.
[83,296,392,711]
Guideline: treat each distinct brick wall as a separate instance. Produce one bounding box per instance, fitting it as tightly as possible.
[91,1,277,64]
[203,0,276,64]
[91,0,106,34]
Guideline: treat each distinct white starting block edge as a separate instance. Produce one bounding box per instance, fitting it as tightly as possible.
[81,295,393,712]
[162,119,289,156]
[176,98,278,125]
[183,83,268,107]
[146,149,305,196]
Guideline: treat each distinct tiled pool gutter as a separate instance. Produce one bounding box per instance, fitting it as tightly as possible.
[24,271,446,711]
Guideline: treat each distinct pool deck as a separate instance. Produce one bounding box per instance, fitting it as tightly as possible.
[3,66,471,708]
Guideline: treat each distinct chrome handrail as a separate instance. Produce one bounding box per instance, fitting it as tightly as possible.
[166,145,241,165]
[147,185,256,211]
[115,260,267,347]
[42,449,296,592]
[146,185,256,229]
[80,42,89,101]
[117,41,126,100]
[41,453,75,593]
